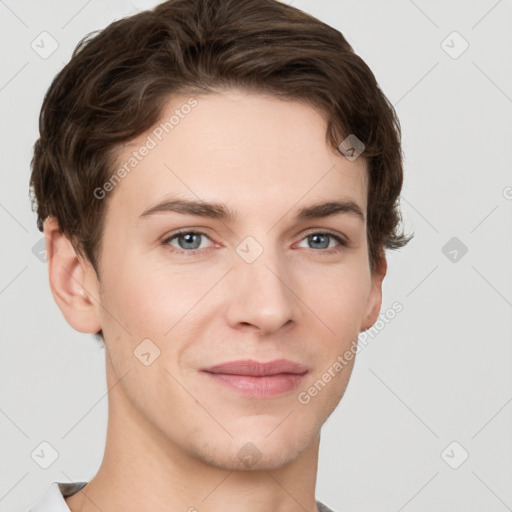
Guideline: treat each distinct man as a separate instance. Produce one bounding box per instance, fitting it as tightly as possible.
[28,0,412,511]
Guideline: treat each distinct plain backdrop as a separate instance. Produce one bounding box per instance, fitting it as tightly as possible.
[1,1,511,511]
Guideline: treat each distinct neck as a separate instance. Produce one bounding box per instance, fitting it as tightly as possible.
[66,353,321,512]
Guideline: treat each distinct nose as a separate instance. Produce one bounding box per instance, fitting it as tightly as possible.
[224,245,298,335]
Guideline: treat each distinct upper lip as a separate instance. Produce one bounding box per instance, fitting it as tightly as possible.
[202,359,309,377]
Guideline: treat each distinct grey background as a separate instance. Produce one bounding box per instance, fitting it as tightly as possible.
[1,0,511,511]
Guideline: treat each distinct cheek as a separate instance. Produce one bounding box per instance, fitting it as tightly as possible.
[98,251,222,341]
[300,263,369,324]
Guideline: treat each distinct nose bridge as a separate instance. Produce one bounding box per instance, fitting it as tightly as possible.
[226,235,297,333]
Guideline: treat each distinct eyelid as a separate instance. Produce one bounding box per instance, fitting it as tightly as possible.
[161,229,216,254]
[301,228,348,244]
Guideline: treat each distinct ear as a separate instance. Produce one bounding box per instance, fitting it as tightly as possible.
[360,251,387,332]
[43,217,102,334]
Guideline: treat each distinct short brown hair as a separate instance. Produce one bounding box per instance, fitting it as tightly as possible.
[30,0,412,281]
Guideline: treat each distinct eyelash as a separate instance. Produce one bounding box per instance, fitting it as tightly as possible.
[161,229,348,256]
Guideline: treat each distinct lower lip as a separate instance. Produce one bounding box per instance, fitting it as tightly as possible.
[203,372,307,397]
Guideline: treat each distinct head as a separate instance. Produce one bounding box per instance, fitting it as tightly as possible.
[30,0,412,470]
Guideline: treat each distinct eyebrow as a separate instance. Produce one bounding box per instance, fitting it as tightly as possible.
[138,198,365,223]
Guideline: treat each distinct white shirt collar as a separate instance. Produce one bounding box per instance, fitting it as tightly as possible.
[29,481,87,512]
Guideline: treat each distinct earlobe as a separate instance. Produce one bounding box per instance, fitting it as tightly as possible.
[361,252,387,332]
[43,217,102,334]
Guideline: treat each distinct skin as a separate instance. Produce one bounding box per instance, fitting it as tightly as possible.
[44,88,386,512]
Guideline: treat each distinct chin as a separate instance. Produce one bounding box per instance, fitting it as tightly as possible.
[187,427,315,472]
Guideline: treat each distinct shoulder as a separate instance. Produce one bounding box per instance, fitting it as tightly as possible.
[316,499,338,512]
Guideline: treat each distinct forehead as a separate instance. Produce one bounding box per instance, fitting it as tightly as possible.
[106,89,368,222]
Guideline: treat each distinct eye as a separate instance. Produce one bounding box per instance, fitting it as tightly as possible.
[296,231,348,252]
[162,230,214,255]
[162,229,348,256]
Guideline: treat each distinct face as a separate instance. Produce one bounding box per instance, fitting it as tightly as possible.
[77,89,385,471]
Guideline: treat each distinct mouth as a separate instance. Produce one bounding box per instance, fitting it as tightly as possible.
[201,359,309,398]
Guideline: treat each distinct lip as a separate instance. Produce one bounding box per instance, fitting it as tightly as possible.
[202,359,309,376]
[201,359,309,398]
